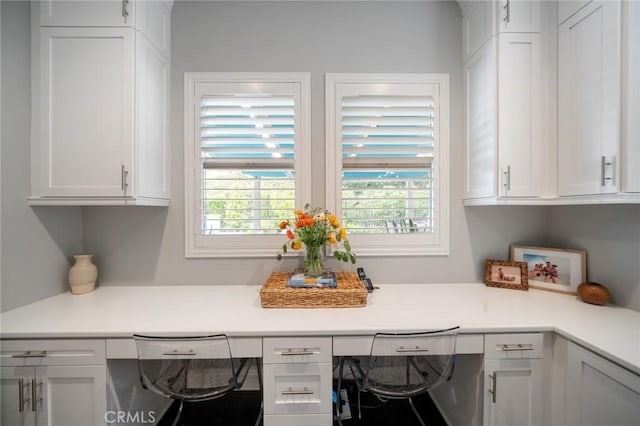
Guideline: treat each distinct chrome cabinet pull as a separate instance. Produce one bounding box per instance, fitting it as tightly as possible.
[18,379,27,412]
[503,166,511,191]
[122,0,130,22]
[12,350,48,358]
[121,165,129,195]
[488,373,497,403]
[395,346,430,353]
[31,379,43,412]
[498,343,534,352]
[601,156,613,186]
[281,386,314,395]
[503,0,510,23]
[281,348,315,356]
[162,349,196,356]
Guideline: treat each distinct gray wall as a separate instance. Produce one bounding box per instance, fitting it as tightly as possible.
[1,0,83,312]
[1,1,639,313]
[83,1,546,286]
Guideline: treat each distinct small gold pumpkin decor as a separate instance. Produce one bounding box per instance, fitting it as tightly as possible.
[577,282,610,305]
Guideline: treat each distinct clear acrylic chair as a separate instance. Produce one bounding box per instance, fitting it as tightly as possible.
[336,326,459,426]
[133,334,261,426]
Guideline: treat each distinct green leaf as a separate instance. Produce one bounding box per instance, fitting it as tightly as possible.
[350,253,356,264]
[344,240,351,251]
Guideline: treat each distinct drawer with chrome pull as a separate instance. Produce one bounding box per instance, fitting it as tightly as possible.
[263,362,333,415]
[263,337,332,364]
[484,333,543,359]
[0,339,106,366]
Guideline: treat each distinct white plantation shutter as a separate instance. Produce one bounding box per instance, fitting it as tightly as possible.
[185,73,311,257]
[341,95,435,234]
[200,95,296,234]
[326,74,449,256]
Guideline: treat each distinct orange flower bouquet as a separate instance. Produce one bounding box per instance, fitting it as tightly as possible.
[276,204,356,276]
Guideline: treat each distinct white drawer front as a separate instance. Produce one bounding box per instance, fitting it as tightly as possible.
[263,337,331,364]
[484,333,543,359]
[333,334,484,356]
[0,339,106,366]
[264,413,333,426]
[263,362,333,415]
[106,337,262,359]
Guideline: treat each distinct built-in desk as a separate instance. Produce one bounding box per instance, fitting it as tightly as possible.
[1,283,639,425]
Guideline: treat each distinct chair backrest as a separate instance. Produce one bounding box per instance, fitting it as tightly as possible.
[133,334,241,402]
[363,326,459,399]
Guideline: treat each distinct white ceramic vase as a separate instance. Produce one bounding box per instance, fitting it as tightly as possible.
[68,254,98,295]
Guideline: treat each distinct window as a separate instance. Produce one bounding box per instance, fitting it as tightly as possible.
[185,73,311,257]
[326,74,450,256]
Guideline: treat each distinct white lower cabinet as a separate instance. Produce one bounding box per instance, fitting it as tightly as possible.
[483,333,544,426]
[0,340,107,426]
[262,337,333,426]
[566,342,640,426]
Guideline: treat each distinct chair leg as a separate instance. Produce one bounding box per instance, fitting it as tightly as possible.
[172,399,185,426]
[255,358,263,426]
[408,397,426,426]
[335,357,346,426]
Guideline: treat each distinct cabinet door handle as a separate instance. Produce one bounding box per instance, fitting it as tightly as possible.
[18,379,27,412]
[488,373,497,403]
[503,166,511,191]
[121,165,129,194]
[503,0,510,23]
[601,156,613,186]
[281,386,314,395]
[31,379,42,412]
[122,0,130,22]
[12,350,48,358]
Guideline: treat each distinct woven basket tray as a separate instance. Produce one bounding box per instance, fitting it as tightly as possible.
[260,271,367,308]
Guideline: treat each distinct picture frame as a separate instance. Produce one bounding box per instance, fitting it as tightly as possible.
[484,259,528,291]
[510,245,587,295]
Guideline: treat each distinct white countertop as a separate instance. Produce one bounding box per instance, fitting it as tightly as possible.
[1,283,639,374]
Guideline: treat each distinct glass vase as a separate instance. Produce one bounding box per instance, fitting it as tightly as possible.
[304,245,324,277]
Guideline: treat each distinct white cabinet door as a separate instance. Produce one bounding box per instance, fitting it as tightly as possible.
[497,32,541,197]
[566,343,640,426]
[39,0,133,27]
[558,0,621,196]
[621,0,640,193]
[483,358,543,426]
[33,27,134,198]
[37,365,107,426]
[134,32,170,200]
[497,0,541,33]
[463,39,497,199]
[1,366,37,426]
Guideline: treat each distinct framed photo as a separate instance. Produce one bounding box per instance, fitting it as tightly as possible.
[510,245,586,294]
[484,259,528,291]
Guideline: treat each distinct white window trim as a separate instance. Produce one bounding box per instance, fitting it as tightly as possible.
[325,73,450,256]
[184,72,312,258]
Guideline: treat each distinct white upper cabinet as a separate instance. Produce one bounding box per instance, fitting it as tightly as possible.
[32,27,135,199]
[558,0,621,197]
[462,0,545,201]
[462,1,497,63]
[30,0,171,205]
[38,0,135,27]
[462,0,540,62]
